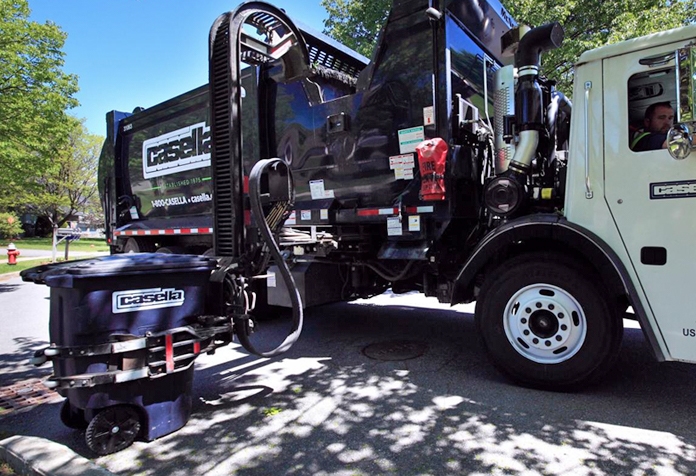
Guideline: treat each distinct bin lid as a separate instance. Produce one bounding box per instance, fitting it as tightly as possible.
[21,253,217,285]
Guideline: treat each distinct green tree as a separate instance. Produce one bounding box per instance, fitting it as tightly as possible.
[506,0,696,92]
[321,0,696,92]
[0,212,23,239]
[27,119,103,231]
[321,0,391,57]
[0,0,79,209]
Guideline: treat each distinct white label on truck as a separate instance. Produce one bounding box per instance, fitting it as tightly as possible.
[309,180,326,200]
[301,210,312,221]
[142,122,211,179]
[285,211,297,226]
[408,215,421,232]
[423,106,434,126]
[320,209,329,220]
[267,271,276,288]
[390,153,415,180]
[112,288,185,314]
[398,126,425,154]
[387,217,402,236]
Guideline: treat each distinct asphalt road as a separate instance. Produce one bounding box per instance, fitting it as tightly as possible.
[1,277,696,475]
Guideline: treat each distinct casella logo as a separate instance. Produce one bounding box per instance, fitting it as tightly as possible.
[142,122,211,179]
[650,180,696,200]
[112,288,186,314]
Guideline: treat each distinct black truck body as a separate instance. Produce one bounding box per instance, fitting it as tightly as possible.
[33,0,696,454]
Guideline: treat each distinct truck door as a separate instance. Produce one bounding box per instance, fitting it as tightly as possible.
[603,43,696,362]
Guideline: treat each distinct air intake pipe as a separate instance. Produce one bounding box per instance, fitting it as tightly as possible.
[510,22,564,172]
[485,22,564,217]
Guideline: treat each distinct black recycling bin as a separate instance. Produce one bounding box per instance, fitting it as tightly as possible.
[22,253,217,455]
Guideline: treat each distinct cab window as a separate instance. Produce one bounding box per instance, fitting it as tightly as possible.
[627,67,675,152]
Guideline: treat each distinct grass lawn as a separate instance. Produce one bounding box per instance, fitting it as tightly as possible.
[0,237,109,253]
[0,238,108,277]
[0,258,62,276]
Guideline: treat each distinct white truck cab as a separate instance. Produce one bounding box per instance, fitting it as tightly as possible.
[567,24,696,363]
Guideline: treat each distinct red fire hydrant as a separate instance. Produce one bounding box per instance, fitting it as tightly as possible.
[7,243,20,265]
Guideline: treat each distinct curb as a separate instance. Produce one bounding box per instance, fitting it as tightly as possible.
[0,436,115,476]
[0,272,20,282]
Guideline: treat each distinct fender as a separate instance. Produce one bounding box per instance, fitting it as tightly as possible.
[451,214,665,361]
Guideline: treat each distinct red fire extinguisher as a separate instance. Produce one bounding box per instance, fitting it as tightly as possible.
[416,138,448,201]
[7,243,20,265]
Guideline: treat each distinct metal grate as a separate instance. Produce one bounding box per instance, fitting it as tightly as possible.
[0,379,61,418]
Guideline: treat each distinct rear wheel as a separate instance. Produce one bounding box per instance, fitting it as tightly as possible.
[123,238,155,254]
[475,254,622,390]
[60,400,88,430]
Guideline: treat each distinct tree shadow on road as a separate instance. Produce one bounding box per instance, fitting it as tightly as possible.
[99,302,696,475]
[0,337,50,387]
[0,284,22,294]
[3,300,696,475]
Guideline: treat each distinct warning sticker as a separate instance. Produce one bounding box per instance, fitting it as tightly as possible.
[387,217,403,236]
[301,210,312,221]
[320,209,329,220]
[389,154,415,169]
[408,215,421,232]
[390,153,415,181]
[423,106,434,126]
[309,180,325,200]
[398,126,425,154]
[285,211,297,226]
[309,179,335,200]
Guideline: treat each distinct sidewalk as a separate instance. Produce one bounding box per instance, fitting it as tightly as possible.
[0,261,115,475]
[1,436,115,476]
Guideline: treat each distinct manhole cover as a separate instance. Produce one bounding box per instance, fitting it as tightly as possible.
[362,340,428,361]
[0,379,61,418]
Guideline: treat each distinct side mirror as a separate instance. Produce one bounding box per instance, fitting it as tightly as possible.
[676,46,696,123]
[667,124,693,160]
[668,46,696,160]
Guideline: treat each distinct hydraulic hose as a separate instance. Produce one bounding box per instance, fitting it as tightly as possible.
[234,158,304,357]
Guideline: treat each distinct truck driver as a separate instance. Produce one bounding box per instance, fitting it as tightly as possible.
[631,101,675,152]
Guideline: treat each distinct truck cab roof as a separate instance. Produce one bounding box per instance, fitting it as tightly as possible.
[577,23,696,66]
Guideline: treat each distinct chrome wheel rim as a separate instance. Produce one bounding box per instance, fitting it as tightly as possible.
[503,283,587,364]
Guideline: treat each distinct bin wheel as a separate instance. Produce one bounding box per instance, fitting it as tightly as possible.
[60,400,88,429]
[85,405,141,455]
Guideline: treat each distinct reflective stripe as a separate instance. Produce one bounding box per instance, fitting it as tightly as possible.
[630,131,650,150]
[114,228,214,237]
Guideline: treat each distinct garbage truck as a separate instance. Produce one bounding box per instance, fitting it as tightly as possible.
[26,0,696,454]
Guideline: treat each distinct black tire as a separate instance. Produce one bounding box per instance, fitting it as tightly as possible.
[475,254,622,390]
[123,238,155,254]
[85,405,141,455]
[59,400,88,430]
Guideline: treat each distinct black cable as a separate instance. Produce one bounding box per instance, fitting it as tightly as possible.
[234,158,304,357]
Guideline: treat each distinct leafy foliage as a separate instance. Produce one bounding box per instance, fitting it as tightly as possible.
[26,118,103,229]
[321,0,696,92]
[506,0,696,93]
[321,0,391,57]
[0,213,23,239]
[0,0,79,209]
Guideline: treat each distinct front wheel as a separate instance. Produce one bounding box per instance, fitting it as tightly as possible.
[475,255,622,390]
[85,405,141,455]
